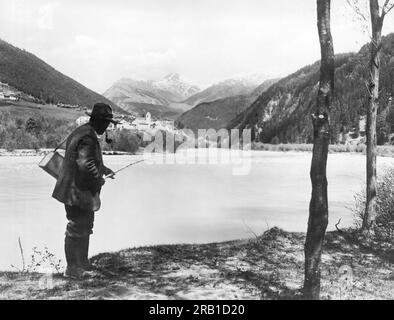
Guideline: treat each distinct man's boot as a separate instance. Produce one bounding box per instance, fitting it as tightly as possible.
[80,235,94,271]
[64,236,83,279]
[78,236,101,278]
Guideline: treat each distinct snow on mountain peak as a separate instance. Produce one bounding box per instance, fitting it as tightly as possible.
[105,73,201,104]
[164,73,181,81]
[154,73,200,101]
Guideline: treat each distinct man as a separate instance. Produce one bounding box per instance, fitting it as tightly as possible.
[52,102,118,279]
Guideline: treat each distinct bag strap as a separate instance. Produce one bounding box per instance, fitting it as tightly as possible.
[53,123,92,152]
[53,136,69,152]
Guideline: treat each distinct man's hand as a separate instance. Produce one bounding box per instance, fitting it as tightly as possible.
[99,177,106,186]
[86,160,100,178]
[104,167,115,179]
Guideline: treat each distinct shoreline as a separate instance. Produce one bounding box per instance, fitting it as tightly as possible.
[0,227,392,300]
[0,149,137,157]
[251,143,394,158]
[2,145,394,158]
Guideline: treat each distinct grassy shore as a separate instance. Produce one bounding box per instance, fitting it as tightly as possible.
[0,101,84,121]
[0,228,392,300]
[252,142,394,157]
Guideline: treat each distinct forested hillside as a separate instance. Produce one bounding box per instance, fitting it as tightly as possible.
[229,33,394,144]
[177,79,277,131]
[0,39,122,112]
[177,95,251,131]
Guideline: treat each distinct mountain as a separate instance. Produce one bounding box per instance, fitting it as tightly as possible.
[229,33,394,144]
[249,78,282,102]
[103,74,200,118]
[182,74,269,107]
[177,78,278,132]
[177,95,251,132]
[154,73,200,101]
[0,39,122,113]
[103,78,170,107]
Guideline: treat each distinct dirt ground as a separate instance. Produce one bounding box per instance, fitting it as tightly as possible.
[0,228,393,300]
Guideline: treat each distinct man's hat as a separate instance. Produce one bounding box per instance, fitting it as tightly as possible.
[86,103,120,124]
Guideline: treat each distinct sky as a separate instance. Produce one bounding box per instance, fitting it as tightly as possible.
[1,0,394,93]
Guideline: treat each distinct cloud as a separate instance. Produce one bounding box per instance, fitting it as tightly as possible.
[46,34,179,92]
[74,34,95,48]
[3,0,394,93]
[0,1,60,32]
[123,49,177,67]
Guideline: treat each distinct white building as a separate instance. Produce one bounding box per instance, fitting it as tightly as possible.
[0,92,19,101]
[155,119,175,131]
[117,119,136,130]
[132,112,154,131]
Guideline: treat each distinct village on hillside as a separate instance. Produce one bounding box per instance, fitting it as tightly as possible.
[0,80,181,137]
[76,112,182,138]
[0,82,22,101]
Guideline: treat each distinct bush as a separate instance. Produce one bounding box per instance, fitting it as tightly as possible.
[25,117,42,135]
[355,143,366,153]
[270,136,281,145]
[0,112,77,150]
[350,132,359,139]
[353,167,394,242]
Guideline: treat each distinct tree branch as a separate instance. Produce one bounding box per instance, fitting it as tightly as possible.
[384,3,394,15]
[346,0,370,23]
[382,0,390,15]
[383,2,394,16]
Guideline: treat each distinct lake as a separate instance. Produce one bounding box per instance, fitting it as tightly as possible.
[1,150,393,271]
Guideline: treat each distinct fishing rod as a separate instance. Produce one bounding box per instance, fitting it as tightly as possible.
[104,158,146,179]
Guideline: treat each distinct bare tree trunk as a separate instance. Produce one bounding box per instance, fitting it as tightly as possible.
[363,0,383,231]
[304,0,334,300]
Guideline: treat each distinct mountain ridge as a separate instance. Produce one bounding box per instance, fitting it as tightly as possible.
[177,78,278,131]
[0,39,122,113]
[103,74,201,118]
[228,33,394,144]
[182,75,269,107]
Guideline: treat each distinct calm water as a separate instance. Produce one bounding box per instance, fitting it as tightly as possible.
[1,150,393,270]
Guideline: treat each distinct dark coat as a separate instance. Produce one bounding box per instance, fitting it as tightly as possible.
[52,123,104,211]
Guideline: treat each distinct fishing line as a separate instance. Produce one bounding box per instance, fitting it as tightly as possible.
[104,158,146,179]
[104,152,164,179]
